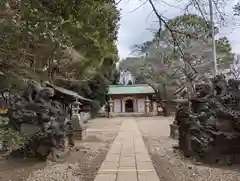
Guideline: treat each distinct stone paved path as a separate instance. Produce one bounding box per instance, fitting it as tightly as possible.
[94,118,160,181]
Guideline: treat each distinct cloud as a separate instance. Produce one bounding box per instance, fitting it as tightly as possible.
[117,0,154,58]
[117,0,182,58]
[117,0,240,59]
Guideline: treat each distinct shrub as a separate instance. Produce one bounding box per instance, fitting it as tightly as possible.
[0,128,27,154]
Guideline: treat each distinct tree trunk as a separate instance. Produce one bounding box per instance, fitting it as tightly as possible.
[155,90,169,117]
[163,84,169,116]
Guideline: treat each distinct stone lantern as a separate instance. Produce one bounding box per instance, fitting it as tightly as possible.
[145,96,150,116]
[108,97,113,117]
[71,100,86,140]
[72,101,81,114]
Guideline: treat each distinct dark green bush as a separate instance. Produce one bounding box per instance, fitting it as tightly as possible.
[90,100,101,118]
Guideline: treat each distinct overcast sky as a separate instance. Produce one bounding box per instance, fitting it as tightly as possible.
[117,0,240,59]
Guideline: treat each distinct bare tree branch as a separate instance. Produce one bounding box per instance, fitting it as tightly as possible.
[129,0,148,13]
[148,0,184,56]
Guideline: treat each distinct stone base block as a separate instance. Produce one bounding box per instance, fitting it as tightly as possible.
[73,128,87,140]
[170,124,179,139]
[20,124,40,136]
[108,113,113,118]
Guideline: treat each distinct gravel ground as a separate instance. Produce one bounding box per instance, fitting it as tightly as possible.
[3,116,240,181]
[0,117,122,181]
[137,117,240,181]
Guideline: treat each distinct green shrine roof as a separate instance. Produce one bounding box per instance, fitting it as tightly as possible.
[108,84,155,95]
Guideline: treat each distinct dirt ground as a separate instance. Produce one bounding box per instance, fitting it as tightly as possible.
[137,116,240,181]
[0,117,122,181]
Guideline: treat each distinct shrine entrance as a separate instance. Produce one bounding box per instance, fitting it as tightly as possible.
[107,84,158,116]
[125,99,133,112]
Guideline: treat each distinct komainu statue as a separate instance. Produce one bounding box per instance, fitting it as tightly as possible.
[175,75,240,165]
[7,81,74,161]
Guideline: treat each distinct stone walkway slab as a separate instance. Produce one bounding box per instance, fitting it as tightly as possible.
[94,118,160,181]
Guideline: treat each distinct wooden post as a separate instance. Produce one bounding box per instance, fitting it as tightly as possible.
[135,97,138,112]
[121,98,125,113]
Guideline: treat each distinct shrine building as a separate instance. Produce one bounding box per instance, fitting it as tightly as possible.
[107,84,158,116]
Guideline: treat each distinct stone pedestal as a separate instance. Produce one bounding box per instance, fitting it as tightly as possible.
[73,128,87,140]
[72,114,85,129]
[20,124,40,136]
[170,124,179,139]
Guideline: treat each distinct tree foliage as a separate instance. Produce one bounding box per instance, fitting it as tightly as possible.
[0,0,120,117]
[160,14,233,68]
[0,128,27,153]
[111,68,120,85]
[120,14,233,102]
[0,0,119,92]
